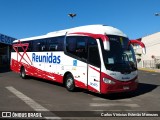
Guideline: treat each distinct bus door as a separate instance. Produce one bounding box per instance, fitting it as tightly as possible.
[65,35,88,89]
[66,34,101,92]
[87,45,101,93]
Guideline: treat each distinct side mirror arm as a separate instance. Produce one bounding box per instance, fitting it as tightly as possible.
[129,40,146,54]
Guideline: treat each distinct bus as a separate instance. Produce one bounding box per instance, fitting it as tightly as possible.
[10,25,146,94]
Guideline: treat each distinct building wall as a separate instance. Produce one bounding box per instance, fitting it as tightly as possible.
[0,43,10,66]
[0,33,16,67]
[135,32,160,68]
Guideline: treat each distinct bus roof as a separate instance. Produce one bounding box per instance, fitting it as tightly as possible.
[13,24,127,43]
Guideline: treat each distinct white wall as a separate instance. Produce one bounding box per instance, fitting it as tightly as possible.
[134,32,160,68]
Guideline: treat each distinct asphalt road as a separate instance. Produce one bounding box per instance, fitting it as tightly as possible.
[0,70,160,120]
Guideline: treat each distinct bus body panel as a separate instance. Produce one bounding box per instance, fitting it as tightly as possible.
[11,51,138,94]
[87,65,101,93]
[11,51,102,92]
[11,25,144,94]
[100,70,138,94]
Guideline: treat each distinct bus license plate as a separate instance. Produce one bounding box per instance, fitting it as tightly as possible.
[123,86,129,90]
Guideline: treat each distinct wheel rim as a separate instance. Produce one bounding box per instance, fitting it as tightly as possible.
[21,69,25,77]
[66,78,73,89]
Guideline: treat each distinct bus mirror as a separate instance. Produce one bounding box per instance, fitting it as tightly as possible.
[103,40,110,51]
[99,35,110,51]
[142,47,146,55]
[129,40,146,54]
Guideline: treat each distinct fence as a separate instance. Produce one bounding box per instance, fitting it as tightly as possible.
[143,57,160,69]
[143,60,155,68]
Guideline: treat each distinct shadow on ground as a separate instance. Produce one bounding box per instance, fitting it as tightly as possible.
[25,75,159,100]
[84,83,158,100]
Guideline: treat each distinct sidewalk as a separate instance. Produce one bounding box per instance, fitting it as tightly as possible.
[138,67,160,73]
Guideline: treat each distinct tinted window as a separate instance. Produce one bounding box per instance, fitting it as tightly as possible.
[12,36,65,52]
[88,37,97,46]
[48,38,58,51]
[30,39,46,52]
[26,41,32,52]
[103,35,137,72]
[88,38,100,67]
[66,36,87,59]
[57,36,64,51]
[12,41,32,52]
[47,36,64,51]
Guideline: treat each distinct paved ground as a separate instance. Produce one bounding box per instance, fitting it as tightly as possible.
[0,69,160,120]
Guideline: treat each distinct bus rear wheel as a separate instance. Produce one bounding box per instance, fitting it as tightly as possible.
[20,67,27,79]
[65,74,75,91]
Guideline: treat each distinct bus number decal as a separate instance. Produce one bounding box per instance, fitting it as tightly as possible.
[90,82,98,87]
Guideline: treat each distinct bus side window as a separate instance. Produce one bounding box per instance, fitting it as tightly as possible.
[57,36,64,51]
[88,38,100,67]
[66,36,87,60]
[66,37,76,54]
[41,44,46,51]
[49,44,58,51]
[76,37,87,59]
[27,41,32,52]
[48,37,64,51]
[32,40,40,52]
[38,39,47,51]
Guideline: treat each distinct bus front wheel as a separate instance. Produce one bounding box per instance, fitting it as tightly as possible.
[20,67,27,79]
[65,74,75,92]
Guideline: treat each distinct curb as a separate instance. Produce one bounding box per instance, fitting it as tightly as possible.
[138,68,160,73]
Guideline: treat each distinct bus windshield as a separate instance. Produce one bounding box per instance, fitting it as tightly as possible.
[103,35,137,73]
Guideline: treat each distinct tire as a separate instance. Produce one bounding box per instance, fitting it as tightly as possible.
[65,74,75,91]
[20,67,27,79]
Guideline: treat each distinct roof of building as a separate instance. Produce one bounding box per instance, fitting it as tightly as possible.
[0,33,16,45]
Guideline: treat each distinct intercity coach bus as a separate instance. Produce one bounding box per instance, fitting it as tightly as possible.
[11,25,146,94]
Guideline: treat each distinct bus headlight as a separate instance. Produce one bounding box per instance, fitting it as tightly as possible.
[103,78,115,84]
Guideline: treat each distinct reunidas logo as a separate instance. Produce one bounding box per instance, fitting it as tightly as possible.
[32,53,61,64]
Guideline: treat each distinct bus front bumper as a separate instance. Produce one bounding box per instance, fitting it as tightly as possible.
[101,80,138,94]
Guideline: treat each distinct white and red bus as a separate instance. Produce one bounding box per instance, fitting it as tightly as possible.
[11,25,145,94]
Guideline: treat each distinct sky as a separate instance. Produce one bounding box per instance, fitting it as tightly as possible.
[0,0,160,39]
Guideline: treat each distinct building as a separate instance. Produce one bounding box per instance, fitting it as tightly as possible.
[0,33,16,67]
[134,32,160,68]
